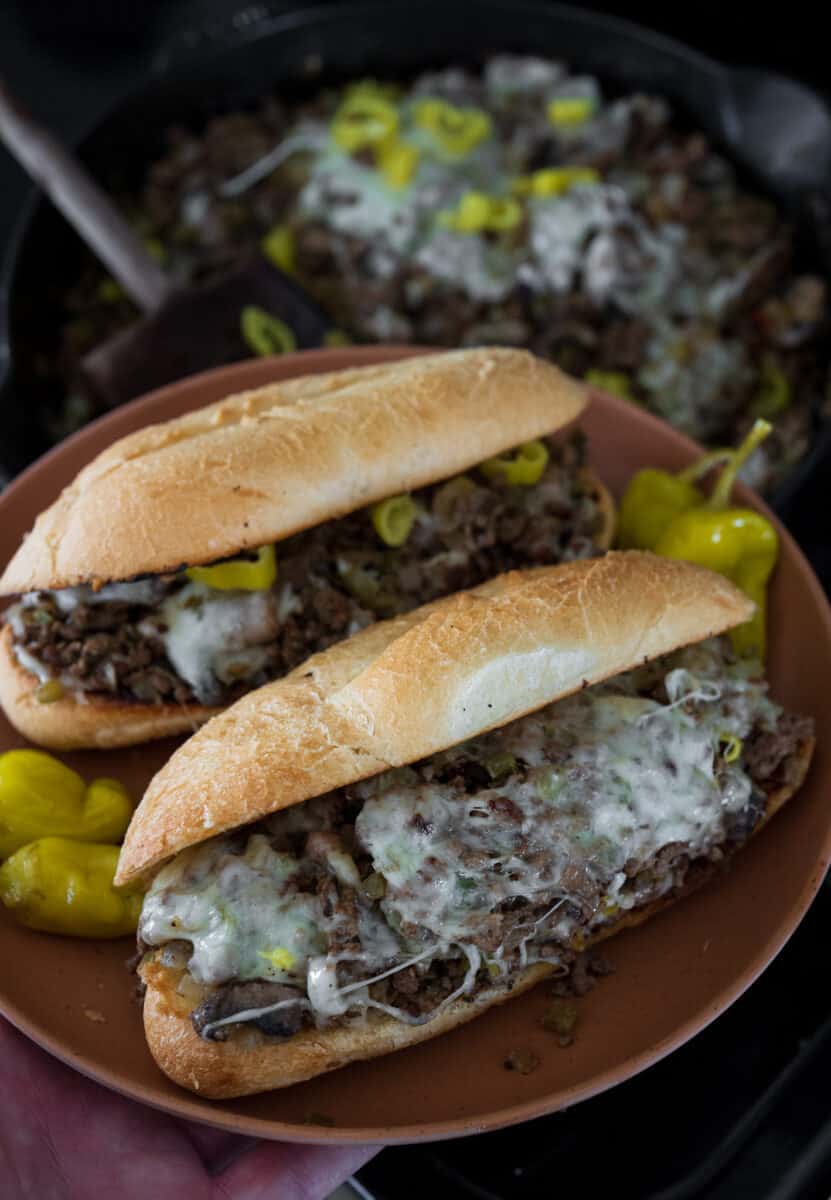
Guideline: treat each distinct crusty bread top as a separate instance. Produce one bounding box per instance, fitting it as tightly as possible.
[0,348,588,595]
[116,552,753,884]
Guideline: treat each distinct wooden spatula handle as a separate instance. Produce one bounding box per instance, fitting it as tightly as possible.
[0,77,169,313]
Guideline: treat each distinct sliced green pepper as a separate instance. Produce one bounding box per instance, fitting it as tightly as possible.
[0,751,133,860]
[0,837,142,938]
[480,439,550,486]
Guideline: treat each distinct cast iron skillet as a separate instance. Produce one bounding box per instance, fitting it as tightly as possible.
[1,0,830,514]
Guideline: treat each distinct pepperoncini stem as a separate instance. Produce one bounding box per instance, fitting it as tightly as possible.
[480,440,550,486]
[371,494,417,547]
[676,448,733,485]
[187,544,277,591]
[708,419,772,510]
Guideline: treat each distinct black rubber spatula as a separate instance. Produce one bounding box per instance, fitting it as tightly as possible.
[0,78,331,409]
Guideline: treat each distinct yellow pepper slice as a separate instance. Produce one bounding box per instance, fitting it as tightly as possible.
[480,439,550,486]
[261,224,295,274]
[240,306,297,357]
[371,494,417,546]
[324,328,352,347]
[0,750,134,860]
[584,369,633,399]
[513,166,600,197]
[331,91,399,153]
[438,191,522,235]
[720,733,743,763]
[258,946,296,971]
[0,837,143,938]
[413,98,492,158]
[186,544,277,591]
[377,137,420,188]
[547,96,597,127]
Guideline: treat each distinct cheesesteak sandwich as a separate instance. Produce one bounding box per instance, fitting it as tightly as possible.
[116,552,814,1099]
[0,348,613,750]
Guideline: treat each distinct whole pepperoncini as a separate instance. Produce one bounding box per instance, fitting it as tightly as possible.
[0,751,133,860]
[0,838,142,938]
[618,420,777,658]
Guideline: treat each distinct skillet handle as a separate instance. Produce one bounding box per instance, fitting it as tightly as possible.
[718,67,831,206]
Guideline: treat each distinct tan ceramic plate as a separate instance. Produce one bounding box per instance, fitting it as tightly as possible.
[1,346,830,1145]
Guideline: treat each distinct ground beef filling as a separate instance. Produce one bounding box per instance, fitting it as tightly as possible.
[182,702,811,1042]
[10,435,603,707]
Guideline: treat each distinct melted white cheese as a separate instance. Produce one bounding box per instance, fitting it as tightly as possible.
[156,582,278,703]
[140,835,324,985]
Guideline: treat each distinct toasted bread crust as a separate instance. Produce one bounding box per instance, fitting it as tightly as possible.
[116,553,753,884]
[0,626,220,749]
[0,348,588,595]
[139,737,813,1100]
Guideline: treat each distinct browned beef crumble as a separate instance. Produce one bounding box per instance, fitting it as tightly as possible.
[11,433,604,706]
[184,694,812,1043]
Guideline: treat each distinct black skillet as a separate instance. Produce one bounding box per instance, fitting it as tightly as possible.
[1,0,830,520]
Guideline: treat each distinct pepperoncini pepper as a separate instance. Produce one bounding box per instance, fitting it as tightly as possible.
[261,224,295,274]
[617,420,777,658]
[480,439,550,486]
[331,89,399,153]
[437,191,522,235]
[187,544,277,591]
[371,494,418,547]
[0,751,133,860]
[240,306,297,357]
[0,838,142,937]
[413,98,492,158]
[512,166,600,198]
[547,96,598,127]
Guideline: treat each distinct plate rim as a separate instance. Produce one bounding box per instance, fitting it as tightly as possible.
[1,344,830,1144]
